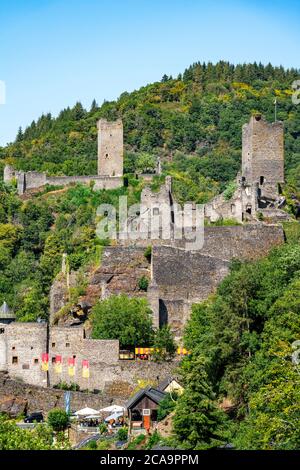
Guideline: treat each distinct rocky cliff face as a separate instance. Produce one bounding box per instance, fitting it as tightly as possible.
[86,246,150,301]
[49,247,151,326]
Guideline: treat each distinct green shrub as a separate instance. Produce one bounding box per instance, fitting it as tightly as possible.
[223,181,237,200]
[138,276,149,291]
[127,433,146,450]
[144,246,152,262]
[146,430,161,449]
[99,423,108,435]
[152,325,176,362]
[117,426,128,441]
[87,440,97,450]
[157,393,178,421]
[91,294,154,348]
[47,409,69,432]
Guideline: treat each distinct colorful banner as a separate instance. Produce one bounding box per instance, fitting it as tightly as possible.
[68,357,75,377]
[41,353,49,372]
[135,347,155,355]
[177,347,190,356]
[82,359,89,379]
[54,355,62,374]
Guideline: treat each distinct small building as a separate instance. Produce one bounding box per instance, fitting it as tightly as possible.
[158,376,184,395]
[126,386,166,433]
[0,302,16,325]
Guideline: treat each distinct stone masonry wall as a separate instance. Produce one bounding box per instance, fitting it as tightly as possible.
[0,357,176,414]
[5,323,48,387]
[118,224,285,260]
[2,322,176,393]
[97,119,123,177]
[147,224,285,338]
[242,115,284,190]
[49,326,119,390]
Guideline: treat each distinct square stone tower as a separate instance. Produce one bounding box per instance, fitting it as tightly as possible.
[242,115,284,196]
[97,119,123,177]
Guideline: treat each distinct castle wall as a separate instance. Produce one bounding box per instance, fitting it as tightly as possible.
[0,357,176,414]
[5,323,48,386]
[149,246,229,339]
[3,165,17,183]
[24,171,47,189]
[13,174,123,195]
[118,224,285,260]
[46,175,123,191]
[200,224,284,261]
[204,188,244,223]
[97,119,123,177]
[1,322,175,392]
[48,326,119,389]
[0,324,7,371]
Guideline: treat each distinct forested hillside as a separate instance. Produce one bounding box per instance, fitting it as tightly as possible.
[0,60,300,323]
[1,61,300,204]
[173,223,300,450]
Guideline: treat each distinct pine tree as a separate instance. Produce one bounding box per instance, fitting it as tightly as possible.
[90,99,98,112]
[173,355,226,449]
[15,127,23,142]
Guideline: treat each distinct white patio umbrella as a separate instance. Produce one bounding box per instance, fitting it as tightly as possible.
[100,405,125,413]
[75,407,100,417]
[105,411,124,422]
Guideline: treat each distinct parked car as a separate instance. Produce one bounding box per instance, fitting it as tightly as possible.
[24,412,44,423]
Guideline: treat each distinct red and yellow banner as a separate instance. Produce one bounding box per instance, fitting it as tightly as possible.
[135,347,155,355]
[82,359,89,379]
[54,355,62,374]
[135,347,190,356]
[68,357,75,377]
[41,353,49,372]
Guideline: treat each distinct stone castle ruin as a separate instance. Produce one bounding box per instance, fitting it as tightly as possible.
[4,119,124,194]
[205,115,288,223]
[0,114,289,393]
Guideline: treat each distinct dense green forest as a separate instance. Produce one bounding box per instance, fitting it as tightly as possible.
[0,180,144,320]
[1,61,300,204]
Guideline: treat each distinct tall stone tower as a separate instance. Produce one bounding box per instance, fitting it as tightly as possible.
[97,119,123,177]
[242,115,284,196]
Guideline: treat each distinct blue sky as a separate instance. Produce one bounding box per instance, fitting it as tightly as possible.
[0,0,299,146]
